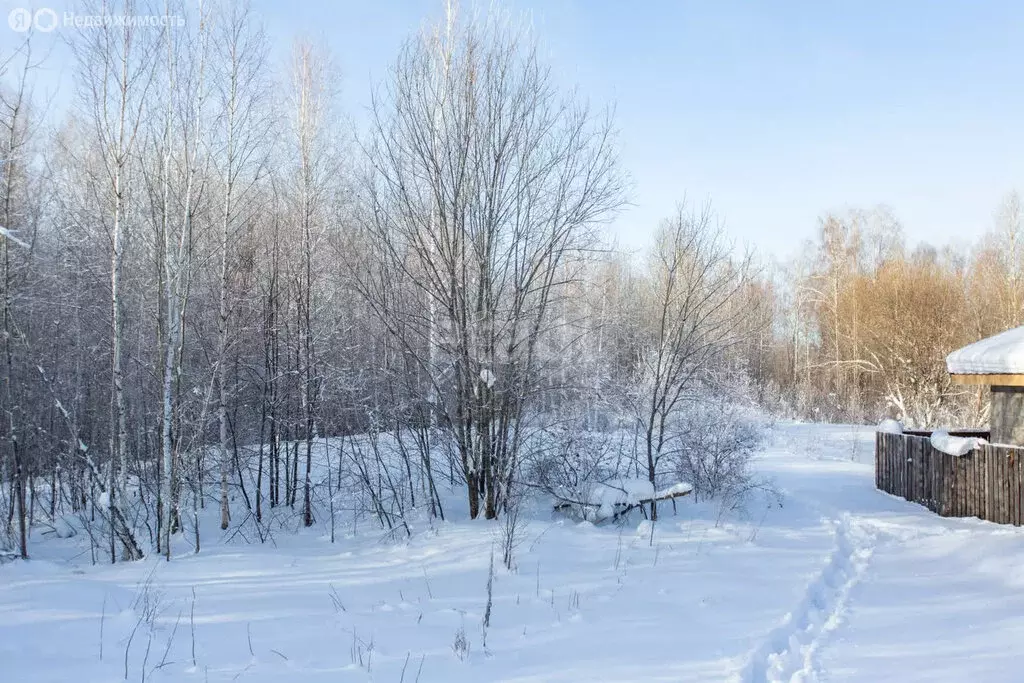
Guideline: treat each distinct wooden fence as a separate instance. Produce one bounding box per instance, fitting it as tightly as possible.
[875,430,1024,525]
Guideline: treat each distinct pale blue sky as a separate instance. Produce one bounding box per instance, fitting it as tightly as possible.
[8,0,1024,257]
[249,0,1024,257]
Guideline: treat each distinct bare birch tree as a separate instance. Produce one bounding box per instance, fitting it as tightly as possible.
[152,0,212,559]
[72,0,160,561]
[363,9,625,518]
[633,203,753,520]
[212,0,271,530]
[0,36,40,559]
[287,39,337,527]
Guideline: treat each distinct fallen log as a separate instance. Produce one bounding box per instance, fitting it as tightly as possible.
[552,482,693,524]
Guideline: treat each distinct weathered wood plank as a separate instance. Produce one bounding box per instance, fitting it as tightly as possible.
[923,440,934,511]
[947,450,954,515]
[891,435,899,497]
[884,436,892,493]
[1001,450,1009,524]
[908,437,917,502]
[940,448,950,515]
[905,439,913,500]
[878,434,886,493]
[889,434,897,496]
[999,448,1007,523]
[878,433,887,494]
[960,453,969,517]
[978,448,985,519]
[944,451,954,516]
[1009,451,1016,525]
[983,448,991,524]
[977,449,985,517]
[960,450,968,516]
[886,437,892,493]
[968,448,978,517]
[977,449,985,520]
[890,434,899,497]
[979,448,987,520]
[994,449,999,521]
[964,448,973,516]
[950,451,958,517]
[949,449,958,516]
[995,449,1004,523]
[880,434,889,495]
[1007,450,1014,525]
[1010,450,1020,526]
[1017,449,1023,526]
[1007,450,1015,524]
[921,438,929,501]
[1010,450,1016,525]
[978,450,987,520]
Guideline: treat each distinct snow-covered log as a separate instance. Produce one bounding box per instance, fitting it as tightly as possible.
[552,478,693,523]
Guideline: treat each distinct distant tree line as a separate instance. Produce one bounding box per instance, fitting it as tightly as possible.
[751,200,1022,429]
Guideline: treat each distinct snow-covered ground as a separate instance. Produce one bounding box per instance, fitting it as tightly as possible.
[4,422,1024,682]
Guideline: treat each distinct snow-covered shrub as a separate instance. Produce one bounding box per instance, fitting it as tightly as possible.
[524,417,693,523]
[666,396,764,500]
[523,420,633,520]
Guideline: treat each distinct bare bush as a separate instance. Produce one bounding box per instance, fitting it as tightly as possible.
[499,483,524,571]
[666,395,764,500]
[525,420,626,503]
[628,203,756,520]
[452,624,469,661]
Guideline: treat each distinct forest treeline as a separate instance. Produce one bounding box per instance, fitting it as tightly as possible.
[757,201,1022,428]
[0,1,1017,561]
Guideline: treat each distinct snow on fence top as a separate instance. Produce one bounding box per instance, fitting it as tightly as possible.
[946,325,1024,376]
[877,419,903,434]
[929,430,988,457]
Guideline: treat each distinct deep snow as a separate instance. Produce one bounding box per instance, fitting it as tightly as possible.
[4,422,1024,682]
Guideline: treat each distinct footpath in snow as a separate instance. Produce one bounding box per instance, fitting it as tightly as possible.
[3,422,1024,682]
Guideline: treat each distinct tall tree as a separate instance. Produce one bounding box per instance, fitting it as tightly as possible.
[213,0,271,530]
[72,0,159,562]
[0,37,40,559]
[288,39,336,527]
[632,203,753,519]
[364,9,625,518]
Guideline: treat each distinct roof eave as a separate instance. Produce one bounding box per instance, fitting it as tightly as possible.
[949,373,1024,386]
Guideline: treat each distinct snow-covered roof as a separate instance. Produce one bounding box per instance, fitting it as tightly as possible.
[947,325,1024,375]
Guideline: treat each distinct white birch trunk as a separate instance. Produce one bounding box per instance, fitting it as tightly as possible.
[217,55,237,532]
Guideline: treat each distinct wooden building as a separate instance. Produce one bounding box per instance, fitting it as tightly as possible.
[876,325,1024,525]
[947,325,1024,446]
